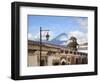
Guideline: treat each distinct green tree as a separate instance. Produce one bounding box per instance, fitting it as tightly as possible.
[67,36,79,51]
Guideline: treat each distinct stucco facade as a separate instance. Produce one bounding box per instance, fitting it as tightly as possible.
[28,40,88,66]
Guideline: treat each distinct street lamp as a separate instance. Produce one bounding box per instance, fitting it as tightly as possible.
[40,27,50,66]
[46,32,50,41]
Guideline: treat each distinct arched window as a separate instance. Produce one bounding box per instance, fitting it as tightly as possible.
[65,51,68,54]
[61,50,64,53]
[70,51,72,54]
[74,52,76,55]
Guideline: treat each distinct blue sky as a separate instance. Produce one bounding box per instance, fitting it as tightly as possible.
[28,15,88,44]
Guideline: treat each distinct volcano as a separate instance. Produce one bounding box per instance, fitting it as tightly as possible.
[50,33,68,46]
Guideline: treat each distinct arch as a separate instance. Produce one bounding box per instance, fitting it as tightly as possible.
[61,61,66,65]
[60,58,67,65]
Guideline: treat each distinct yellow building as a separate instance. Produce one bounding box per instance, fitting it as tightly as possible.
[28,40,88,66]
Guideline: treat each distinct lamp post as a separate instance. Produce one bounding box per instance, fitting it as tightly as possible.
[40,27,50,66]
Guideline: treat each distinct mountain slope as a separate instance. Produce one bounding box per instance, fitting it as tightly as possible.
[50,33,68,45]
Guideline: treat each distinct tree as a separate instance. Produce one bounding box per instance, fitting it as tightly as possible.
[67,36,79,51]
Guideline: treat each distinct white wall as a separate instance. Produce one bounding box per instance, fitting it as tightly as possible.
[0,0,99,82]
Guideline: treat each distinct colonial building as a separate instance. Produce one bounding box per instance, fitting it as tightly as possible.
[28,37,88,66]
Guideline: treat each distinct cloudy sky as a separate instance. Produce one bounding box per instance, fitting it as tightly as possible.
[28,15,88,44]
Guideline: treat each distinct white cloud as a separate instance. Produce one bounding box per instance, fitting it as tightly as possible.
[67,31,87,44]
[28,33,33,40]
[28,31,54,41]
[28,30,87,45]
[67,17,88,44]
[75,17,88,30]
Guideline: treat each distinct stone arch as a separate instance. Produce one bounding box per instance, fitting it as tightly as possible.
[60,58,67,65]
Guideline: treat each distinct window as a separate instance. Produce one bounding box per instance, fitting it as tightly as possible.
[68,58,70,62]
[70,51,72,54]
[61,50,64,53]
[65,51,68,54]
[74,52,76,55]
